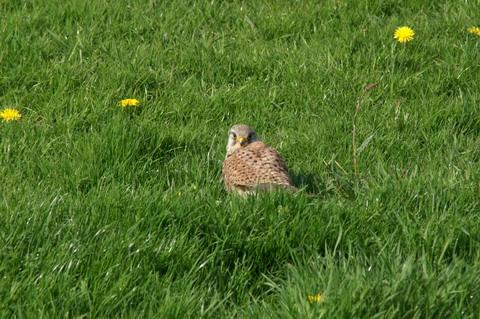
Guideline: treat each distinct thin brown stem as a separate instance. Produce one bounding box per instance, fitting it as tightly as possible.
[352,83,377,177]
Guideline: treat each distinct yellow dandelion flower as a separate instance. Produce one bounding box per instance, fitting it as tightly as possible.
[0,108,22,122]
[467,27,480,37]
[119,98,140,108]
[394,26,415,43]
[307,293,324,304]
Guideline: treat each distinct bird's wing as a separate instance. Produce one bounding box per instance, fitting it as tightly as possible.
[222,141,292,189]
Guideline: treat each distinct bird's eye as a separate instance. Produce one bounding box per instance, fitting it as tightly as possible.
[248,133,255,140]
[230,132,237,138]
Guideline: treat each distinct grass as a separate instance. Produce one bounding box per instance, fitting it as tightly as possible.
[1,0,480,317]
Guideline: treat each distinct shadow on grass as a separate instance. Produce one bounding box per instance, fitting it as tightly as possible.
[133,135,188,164]
[291,166,357,199]
[76,135,195,194]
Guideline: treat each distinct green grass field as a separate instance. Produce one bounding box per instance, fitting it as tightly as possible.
[1,0,480,317]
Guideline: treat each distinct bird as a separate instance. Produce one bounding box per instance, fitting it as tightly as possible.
[222,124,297,195]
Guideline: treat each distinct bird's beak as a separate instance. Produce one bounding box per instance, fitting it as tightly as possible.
[236,136,247,146]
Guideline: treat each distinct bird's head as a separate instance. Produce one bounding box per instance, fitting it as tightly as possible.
[226,124,258,156]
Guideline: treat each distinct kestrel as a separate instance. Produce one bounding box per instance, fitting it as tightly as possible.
[222,124,297,195]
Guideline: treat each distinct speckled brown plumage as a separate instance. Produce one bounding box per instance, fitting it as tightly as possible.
[222,141,295,195]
